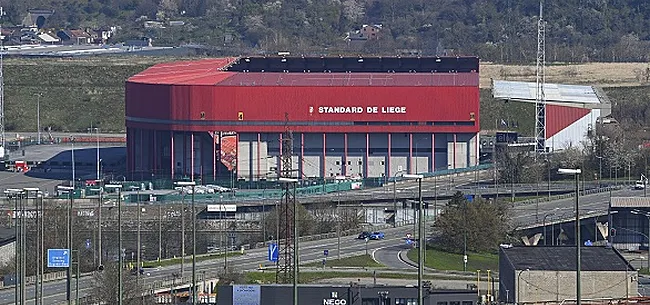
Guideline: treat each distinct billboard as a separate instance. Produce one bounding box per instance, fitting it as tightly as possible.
[207,204,237,212]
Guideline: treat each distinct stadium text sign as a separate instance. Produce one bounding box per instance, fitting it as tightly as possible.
[313,106,407,114]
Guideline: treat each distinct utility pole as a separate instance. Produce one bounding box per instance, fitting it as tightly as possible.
[0,6,6,152]
[36,93,41,144]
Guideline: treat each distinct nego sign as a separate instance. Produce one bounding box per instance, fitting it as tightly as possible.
[323,299,347,305]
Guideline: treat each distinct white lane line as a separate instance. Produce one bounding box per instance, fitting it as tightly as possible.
[397,250,417,269]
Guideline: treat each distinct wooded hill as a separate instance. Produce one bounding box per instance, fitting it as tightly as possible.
[10,0,650,63]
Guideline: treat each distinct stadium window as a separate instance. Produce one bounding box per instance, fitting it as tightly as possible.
[335,161,341,165]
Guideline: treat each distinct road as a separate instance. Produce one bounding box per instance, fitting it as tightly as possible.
[511,187,642,228]
[0,226,413,304]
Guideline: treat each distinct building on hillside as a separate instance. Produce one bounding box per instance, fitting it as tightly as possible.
[125,56,481,182]
[56,29,92,45]
[217,284,477,305]
[499,245,637,304]
[21,9,54,29]
[492,80,612,152]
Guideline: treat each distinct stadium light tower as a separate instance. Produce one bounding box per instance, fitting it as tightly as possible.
[535,0,547,155]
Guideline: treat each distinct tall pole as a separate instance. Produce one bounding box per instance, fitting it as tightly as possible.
[96,128,100,180]
[37,94,41,145]
[39,192,44,305]
[181,195,185,277]
[393,178,397,228]
[0,6,6,152]
[12,193,17,305]
[417,177,424,305]
[136,188,141,295]
[118,187,123,305]
[292,182,298,305]
[98,186,103,267]
[192,185,197,305]
[20,192,25,305]
[159,205,162,261]
[71,137,75,186]
[575,172,581,305]
[336,189,341,260]
[34,190,39,305]
[67,190,72,305]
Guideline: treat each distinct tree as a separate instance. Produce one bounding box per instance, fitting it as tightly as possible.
[91,262,150,305]
[434,191,512,253]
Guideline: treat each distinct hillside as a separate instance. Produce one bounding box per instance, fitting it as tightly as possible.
[4,57,649,138]
[11,0,650,63]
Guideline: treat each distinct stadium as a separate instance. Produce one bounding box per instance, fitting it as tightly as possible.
[125,56,480,182]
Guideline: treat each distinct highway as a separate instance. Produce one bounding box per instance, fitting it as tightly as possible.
[0,226,413,305]
[0,177,640,304]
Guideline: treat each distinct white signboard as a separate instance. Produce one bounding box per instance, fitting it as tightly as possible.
[207,204,237,212]
[233,285,260,305]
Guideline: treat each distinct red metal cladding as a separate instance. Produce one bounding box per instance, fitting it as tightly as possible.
[125,58,480,134]
[215,72,478,87]
[546,104,590,138]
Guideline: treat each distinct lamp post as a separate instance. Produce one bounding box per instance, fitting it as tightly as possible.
[57,185,74,305]
[129,185,143,296]
[558,168,581,305]
[403,174,424,305]
[631,209,650,273]
[517,268,530,304]
[278,177,299,305]
[392,170,407,228]
[5,189,20,305]
[175,181,197,305]
[88,127,100,181]
[543,213,555,246]
[35,93,41,144]
[105,184,123,305]
[23,188,40,305]
[70,136,75,187]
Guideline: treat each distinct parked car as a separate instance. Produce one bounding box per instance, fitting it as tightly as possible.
[370,232,385,240]
[358,231,371,239]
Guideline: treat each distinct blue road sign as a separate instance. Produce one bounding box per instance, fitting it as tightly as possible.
[406,239,413,245]
[268,243,279,262]
[47,249,70,268]
[324,249,329,256]
[584,240,593,246]
[464,195,474,202]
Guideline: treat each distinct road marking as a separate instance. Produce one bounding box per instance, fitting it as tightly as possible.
[397,250,418,269]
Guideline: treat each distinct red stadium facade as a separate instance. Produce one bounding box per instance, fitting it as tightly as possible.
[125,56,480,181]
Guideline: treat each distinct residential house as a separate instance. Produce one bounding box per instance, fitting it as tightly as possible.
[57,29,92,45]
[344,24,383,48]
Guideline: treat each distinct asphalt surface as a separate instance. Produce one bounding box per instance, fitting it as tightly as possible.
[0,226,413,305]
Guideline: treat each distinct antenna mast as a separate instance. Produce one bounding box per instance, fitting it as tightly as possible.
[535,1,547,155]
[0,6,5,154]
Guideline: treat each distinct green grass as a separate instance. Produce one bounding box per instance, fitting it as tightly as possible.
[245,270,471,284]
[407,248,498,272]
[302,254,384,268]
[142,252,243,268]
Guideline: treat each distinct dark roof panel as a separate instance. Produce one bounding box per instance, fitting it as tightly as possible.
[501,246,633,271]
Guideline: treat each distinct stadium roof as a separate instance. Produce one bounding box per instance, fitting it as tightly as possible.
[492,80,611,109]
[127,56,480,87]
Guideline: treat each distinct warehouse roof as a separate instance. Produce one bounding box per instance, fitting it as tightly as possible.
[127,56,480,86]
[500,246,634,271]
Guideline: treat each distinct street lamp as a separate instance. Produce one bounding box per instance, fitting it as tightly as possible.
[278,177,299,305]
[89,183,104,269]
[57,185,74,305]
[543,212,555,246]
[517,268,530,304]
[392,170,407,228]
[23,187,40,305]
[105,184,123,305]
[129,185,143,294]
[35,93,41,145]
[88,127,100,181]
[402,174,424,305]
[631,209,650,273]
[558,168,581,305]
[175,181,197,305]
[5,189,21,305]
